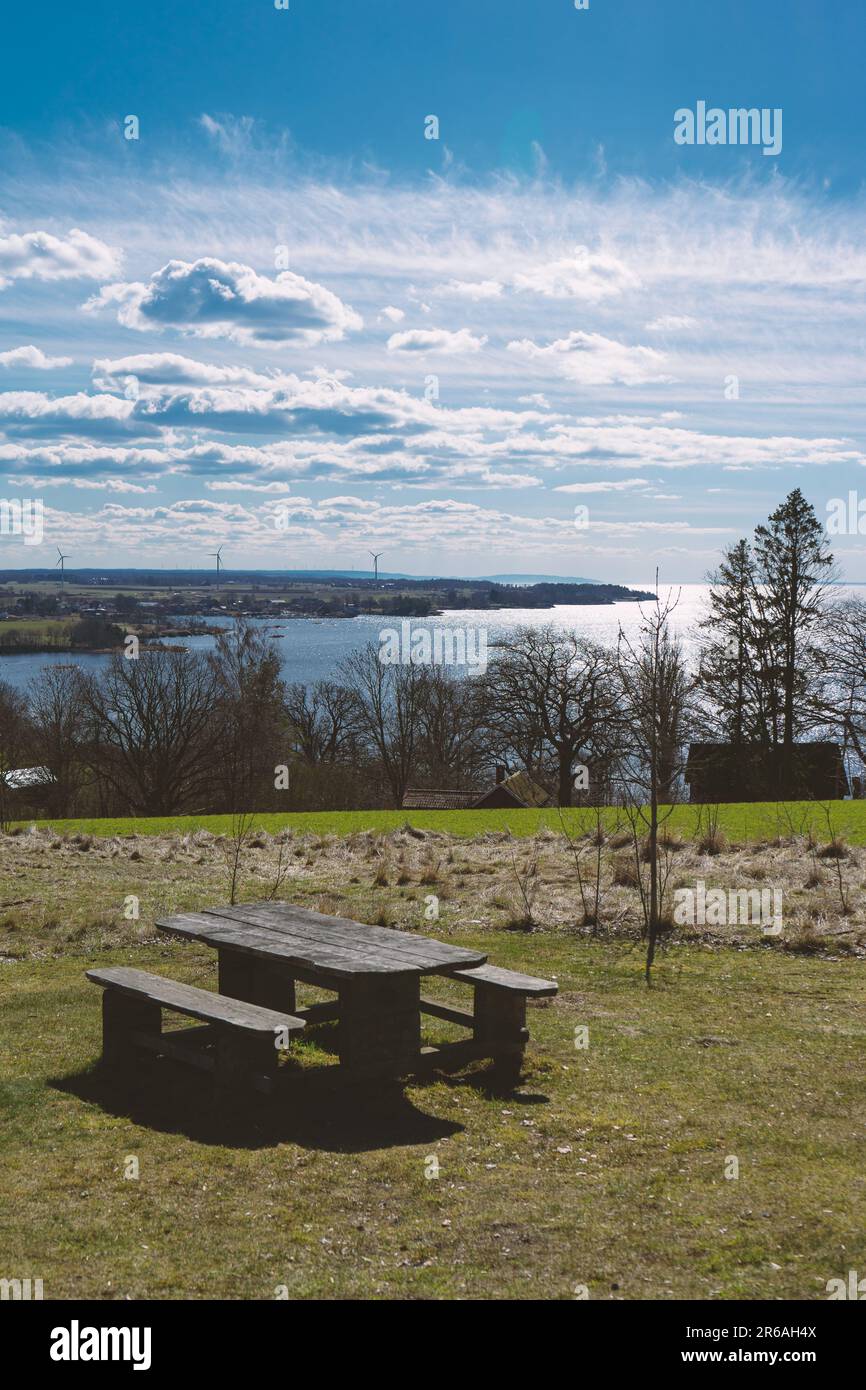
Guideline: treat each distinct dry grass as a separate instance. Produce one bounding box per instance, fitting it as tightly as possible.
[2,822,866,964]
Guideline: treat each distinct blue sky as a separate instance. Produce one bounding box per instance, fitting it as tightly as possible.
[1,0,866,580]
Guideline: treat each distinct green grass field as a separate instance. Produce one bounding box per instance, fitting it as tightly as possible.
[15,798,866,843]
[2,935,864,1300]
[0,617,74,642]
[3,804,865,1300]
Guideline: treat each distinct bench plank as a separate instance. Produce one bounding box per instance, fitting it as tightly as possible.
[85,967,305,1036]
[448,964,558,996]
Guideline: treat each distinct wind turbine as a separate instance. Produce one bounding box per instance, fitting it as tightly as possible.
[369,551,383,582]
[210,546,224,582]
[56,547,69,593]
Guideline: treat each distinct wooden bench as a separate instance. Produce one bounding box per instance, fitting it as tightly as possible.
[86,966,305,1099]
[421,964,557,1084]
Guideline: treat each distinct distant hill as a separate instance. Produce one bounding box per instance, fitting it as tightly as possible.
[0,567,602,586]
[0,567,608,588]
[481,573,599,585]
[0,567,414,585]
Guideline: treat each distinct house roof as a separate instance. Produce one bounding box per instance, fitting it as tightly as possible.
[401,788,480,810]
[401,770,552,811]
[499,770,551,808]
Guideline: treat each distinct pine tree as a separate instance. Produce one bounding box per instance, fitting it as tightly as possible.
[697,492,834,785]
[752,489,834,779]
[698,538,762,743]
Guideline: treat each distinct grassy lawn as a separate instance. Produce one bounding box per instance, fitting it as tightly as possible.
[1,935,864,1300]
[0,617,75,642]
[15,798,866,842]
[2,814,864,1300]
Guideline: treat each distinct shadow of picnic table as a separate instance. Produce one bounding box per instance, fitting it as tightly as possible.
[50,1056,467,1153]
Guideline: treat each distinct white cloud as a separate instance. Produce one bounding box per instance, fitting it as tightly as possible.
[15,474,157,493]
[91,352,288,390]
[512,245,639,302]
[554,478,652,493]
[433,279,503,300]
[198,113,256,158]
[0,391,137,424]
[7,162,866,575]
[85,257,362,347]
[507,331,670,386]
[387,327,488,354]
[0,345,73,369]
[0,227,121,290]
[644,315,698,332]
[28,494,730,566]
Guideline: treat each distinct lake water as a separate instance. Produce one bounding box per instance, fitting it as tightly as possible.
[0,583,714,693]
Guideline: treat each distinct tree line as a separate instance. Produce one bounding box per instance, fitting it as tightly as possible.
[1,490,864,825]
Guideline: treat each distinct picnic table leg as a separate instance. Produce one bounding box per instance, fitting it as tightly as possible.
[102,990,160,1072]
[337,975,421,1080]
[213,1029,278,1109]
[472,984,529,1087]
[218,949,296,1013]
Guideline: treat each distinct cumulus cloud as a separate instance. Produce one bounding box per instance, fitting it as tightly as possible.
[34,493,729,567]
[0,390,150,439]
[387,327,488,354]
[507,331,670,386]
[0,345,72,369]
[85,257,362,347]
[512,245,639,302]
[91,352,289,390]
[8,168,866,574]
[0,227,121,290]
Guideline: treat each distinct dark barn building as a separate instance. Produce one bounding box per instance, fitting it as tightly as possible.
[685,742,849,804]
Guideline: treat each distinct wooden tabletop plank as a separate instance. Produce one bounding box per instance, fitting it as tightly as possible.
[155,912,409,979]
[203,902,487,972]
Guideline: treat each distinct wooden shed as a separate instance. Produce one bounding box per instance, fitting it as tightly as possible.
[685,742,849,803]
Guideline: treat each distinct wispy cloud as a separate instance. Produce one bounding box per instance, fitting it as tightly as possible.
[2,148,866,576]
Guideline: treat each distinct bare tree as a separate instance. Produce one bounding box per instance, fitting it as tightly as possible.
[340,644,430,805]
[209,619,286,813]
[557,804,620,933]
[82,650,220,816]
[284,679,358,764]
[823,596,866,770]
[480,626,622,806]
[616,588,692,983]
[0,680,30,831]
[27,665,88,817]
[416,668,486,787]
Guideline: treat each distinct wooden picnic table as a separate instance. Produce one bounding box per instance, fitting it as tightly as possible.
[155,902,488,1079]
